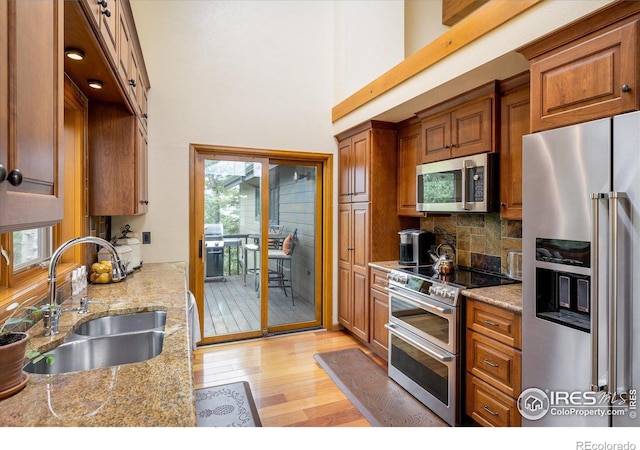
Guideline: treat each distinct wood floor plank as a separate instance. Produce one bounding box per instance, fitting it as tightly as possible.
[193,329,374,427]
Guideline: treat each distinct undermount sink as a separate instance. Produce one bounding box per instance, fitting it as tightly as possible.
[73,311,167,336]
[23,330,165,375]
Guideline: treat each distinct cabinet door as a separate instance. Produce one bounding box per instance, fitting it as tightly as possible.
[370,285,389,360]
[99,0,118,64]
[0,0,63,231]
[136,123,149,214]
[530,21,639,132]
[351,203,370,342]
[397,122,421,216]
[337,203,353,330]
[420,113,451,163]
[337,138,352,204]
[500,85,529,220]
[451,98,492,158]
[350,130,370,203]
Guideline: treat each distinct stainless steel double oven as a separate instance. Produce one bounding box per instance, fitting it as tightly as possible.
[385,266,519,426]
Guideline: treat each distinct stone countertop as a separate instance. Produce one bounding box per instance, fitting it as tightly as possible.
[462,283,522,314]
[369,260,522,313]
[0,262,196,427]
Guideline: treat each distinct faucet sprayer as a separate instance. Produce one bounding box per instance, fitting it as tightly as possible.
[43,236,127,336]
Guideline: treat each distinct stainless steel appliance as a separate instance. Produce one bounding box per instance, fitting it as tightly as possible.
[398,229,435,266]
[385,265,519,426]
[416,153,498,213]
[522,111,640,427]
[204,223,225,281]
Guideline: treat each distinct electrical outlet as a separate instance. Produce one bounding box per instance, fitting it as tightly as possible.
[142,232,151,244]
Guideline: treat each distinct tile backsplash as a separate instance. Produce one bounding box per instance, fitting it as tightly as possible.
[420,212,522,275]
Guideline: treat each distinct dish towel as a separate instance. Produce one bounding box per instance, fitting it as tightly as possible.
[188,291,202,350]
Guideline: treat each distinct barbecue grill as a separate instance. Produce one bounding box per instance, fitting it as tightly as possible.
[204,223,225,281]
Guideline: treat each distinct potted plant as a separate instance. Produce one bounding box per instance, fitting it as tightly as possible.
[0,300,55,398]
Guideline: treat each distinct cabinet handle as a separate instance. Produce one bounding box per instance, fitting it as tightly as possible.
[450,143,456,148]
[7,168,23,186]
[142,113,148,119]
[97,0,108,7]
[483,319,499,327]
[483,358,499,368]
[444,144,450,149]
[622,84,631,93]
[0,164,6,183]
[483,405,499,416]
[129,78,137,87]
[101,8,111,17]
[500,202,506,207]
[139,200,149,205]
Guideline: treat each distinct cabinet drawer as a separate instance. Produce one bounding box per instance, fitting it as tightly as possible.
[466,330,521,398]
[466,299,521,349]
[370,267,389,293]
[466,374,521,427]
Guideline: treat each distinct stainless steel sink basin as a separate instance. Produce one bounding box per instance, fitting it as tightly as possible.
[23,330,165,375]
[73,311,167,336]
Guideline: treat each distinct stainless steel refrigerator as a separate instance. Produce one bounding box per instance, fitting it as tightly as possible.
[521,111,640,427]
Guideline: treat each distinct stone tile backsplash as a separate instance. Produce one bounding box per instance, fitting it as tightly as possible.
[420,212,522,275]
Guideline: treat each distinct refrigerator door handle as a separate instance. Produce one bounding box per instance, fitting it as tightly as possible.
[590,193,607,392]
[608,191,627,400]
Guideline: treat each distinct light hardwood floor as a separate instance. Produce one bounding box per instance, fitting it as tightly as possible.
[192,329,387,427]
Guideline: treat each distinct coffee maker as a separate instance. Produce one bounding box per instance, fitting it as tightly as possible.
[398,229,435,266]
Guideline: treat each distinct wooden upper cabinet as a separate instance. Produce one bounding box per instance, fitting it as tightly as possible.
[518,3,640,132]
[338,130,370,203]
[0,0,64,232]
[397,120,421,217]
[83,0,118,66]
[417,82,497,163]
[89,102,147,216]
[499,73,530,221]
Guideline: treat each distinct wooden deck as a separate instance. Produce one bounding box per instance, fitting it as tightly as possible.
[203,274,317,337]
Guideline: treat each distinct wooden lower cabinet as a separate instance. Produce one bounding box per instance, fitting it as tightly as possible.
[369,267,389,360]
[465,298,522,426]
[466,374,521,427]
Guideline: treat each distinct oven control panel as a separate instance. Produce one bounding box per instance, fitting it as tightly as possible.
[428,284,459,301]
[388,270,463,306]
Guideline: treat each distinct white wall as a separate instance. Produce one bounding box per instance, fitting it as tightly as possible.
[119,0,335,270]
[404,0,449,58]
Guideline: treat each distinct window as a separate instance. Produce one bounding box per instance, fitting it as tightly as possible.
[12,227,53,274]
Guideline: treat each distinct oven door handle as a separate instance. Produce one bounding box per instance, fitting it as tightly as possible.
[387,286,451,314]
[385,323,453,362]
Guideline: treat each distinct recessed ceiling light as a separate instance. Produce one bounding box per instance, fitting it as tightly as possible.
[64,48,85,61]
[88,79,103,89]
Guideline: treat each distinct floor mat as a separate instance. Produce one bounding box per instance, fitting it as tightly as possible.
[195,381,262,427]
[314,348,448,427]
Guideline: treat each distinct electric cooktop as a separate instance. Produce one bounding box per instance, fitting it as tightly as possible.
[395,265,520,289]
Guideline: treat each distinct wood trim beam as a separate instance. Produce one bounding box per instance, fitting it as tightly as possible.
[331,0,542,123]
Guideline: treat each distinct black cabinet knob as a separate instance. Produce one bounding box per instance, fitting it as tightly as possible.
[101,8,111,17]
[7,168,23,186]
[0,164,6,183]
[139,200,149,205]
[142,113,148,119]
[129,79,137,87]
[622,84,631,93]
[98,0,108,7]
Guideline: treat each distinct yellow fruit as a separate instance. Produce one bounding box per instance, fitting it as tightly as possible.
[95,272,111,284]
[90,273,98,283]
[91,263,110,274]
[100,260,112,270]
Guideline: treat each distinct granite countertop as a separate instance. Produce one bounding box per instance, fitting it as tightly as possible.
[0,262,196,426]
[369,260,522,313]
[462,283,522,314]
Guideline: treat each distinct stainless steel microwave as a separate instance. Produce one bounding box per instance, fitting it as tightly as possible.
[416,153,498,213]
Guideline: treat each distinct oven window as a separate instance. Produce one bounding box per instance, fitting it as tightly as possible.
[420,170,461,204]
[391,296,450,344]
[390,334,449,405]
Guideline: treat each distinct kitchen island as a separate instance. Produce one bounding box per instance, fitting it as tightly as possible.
[0,262,197,426]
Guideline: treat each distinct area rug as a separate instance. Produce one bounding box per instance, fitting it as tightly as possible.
[314,348,447,427]
[195,381,262,427]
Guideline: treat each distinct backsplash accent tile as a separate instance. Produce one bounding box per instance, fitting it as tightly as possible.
[420,212,522,276]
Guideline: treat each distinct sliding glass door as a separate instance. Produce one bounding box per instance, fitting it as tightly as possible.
[191,148,323,345]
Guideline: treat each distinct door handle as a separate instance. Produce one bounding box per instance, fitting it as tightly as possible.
[590,193,606,393]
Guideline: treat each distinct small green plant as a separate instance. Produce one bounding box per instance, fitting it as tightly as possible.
[1,300,56,365]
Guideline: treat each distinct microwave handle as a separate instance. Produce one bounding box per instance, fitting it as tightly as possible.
[461,159,473,210]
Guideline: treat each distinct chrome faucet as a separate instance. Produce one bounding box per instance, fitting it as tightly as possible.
[43,236,127,336]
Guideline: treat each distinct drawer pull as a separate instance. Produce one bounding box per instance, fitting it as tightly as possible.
[483,319,499,327]
[483,358,499,368]
[483,405,499,416]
